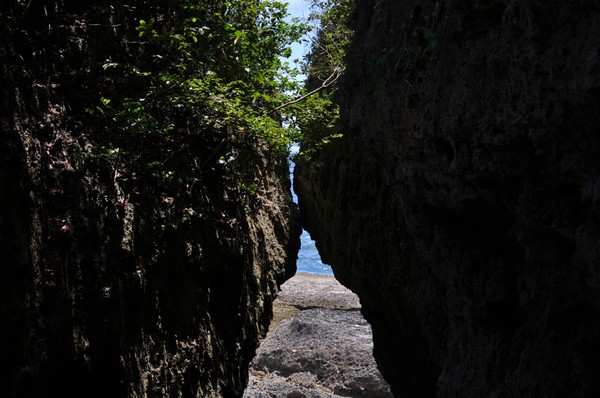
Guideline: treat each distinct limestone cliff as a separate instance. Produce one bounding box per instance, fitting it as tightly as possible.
[1,2,300,397]
[296,1,600,396]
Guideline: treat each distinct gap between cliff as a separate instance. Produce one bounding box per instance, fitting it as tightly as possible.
[243,272,393,397]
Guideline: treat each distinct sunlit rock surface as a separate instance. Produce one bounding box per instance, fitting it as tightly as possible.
[244,274,392,398]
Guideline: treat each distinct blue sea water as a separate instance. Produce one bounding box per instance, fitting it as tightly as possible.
[297,230,333,276]
[290,145,334,277]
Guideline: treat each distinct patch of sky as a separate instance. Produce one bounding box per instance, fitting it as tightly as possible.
[289,142,334,277]
[280,1,333,277]
[281,0,316,83]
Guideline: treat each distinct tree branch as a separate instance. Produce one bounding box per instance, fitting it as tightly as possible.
[274,67,343,111]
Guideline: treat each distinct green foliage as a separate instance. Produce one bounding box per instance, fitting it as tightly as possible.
[89,0,311,170]
[292,0,355,162]
[86,0,358,176]
[303,0,353,83]
[240,182,260,197]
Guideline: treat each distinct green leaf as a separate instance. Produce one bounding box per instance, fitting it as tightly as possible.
[102,62,120,70]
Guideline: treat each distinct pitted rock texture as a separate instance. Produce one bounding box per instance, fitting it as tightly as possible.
[244,274,392,398]
[0,2,300,397]
[296,0,600,397]
[274,272,361,311]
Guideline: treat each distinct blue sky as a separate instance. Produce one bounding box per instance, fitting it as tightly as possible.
[285,0,310,20]
[282,0,312,67]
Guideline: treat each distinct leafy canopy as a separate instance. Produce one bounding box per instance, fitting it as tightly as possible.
[90,0,353,168]
[93,1,308,162]
[291,0,354,161]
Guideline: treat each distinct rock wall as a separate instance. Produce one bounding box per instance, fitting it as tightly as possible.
[295,0,600,396]
[0,2,300,397]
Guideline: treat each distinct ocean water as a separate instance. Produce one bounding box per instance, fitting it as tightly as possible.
[297,230,333,276]
[290,145,334,277]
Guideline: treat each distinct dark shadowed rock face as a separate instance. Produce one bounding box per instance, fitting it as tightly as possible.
[0,3,300,397]
[296,0,600,396]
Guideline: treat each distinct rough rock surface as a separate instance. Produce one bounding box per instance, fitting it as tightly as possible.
[296,1,600,397]
[274,271,362,311]
[244,274,392,398]
[0,3,300,397]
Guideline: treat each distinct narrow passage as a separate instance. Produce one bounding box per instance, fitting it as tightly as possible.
[243,273,392,397]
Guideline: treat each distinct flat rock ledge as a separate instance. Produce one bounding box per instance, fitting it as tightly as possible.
[243,273,392,398]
